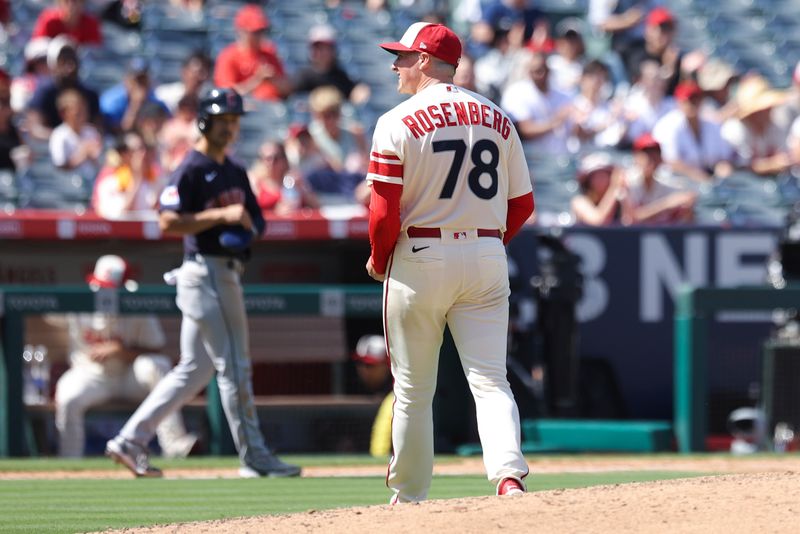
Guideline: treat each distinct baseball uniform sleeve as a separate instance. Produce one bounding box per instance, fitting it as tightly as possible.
[368,180,403,274]
[367,115,404,186]
[504,192,534,245]
[159,162,196,213]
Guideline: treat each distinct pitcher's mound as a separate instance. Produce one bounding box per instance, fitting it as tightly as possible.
[111,472,800,533]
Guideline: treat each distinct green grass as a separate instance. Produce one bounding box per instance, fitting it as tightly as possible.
[0,458,706,534]
[0,454,392,472]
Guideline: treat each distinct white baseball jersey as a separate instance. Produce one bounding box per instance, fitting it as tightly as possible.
[368,81,531,504]
[367,83,532,231]
[66,313,166,375]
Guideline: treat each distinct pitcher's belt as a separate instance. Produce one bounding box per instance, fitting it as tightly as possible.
[406,227,502,239]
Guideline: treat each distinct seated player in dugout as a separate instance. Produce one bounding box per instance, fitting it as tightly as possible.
[352,335,393,457]
[50,255,196,458]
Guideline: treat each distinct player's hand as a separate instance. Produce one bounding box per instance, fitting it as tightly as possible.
[219,204,253,231]
[366,257,385,282]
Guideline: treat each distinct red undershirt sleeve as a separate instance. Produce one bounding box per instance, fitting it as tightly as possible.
[368,180,403,274]
[504,192,534,245]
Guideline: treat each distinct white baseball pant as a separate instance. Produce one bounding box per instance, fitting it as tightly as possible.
[384,230,529,503]
[55,354,189,457]
[116,255,277,470]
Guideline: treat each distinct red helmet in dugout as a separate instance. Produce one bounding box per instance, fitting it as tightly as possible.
[86,255,138,292]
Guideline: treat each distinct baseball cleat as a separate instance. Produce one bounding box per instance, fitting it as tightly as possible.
[496,476,526,496]
[239,455,302,478]
[105,437,163,478]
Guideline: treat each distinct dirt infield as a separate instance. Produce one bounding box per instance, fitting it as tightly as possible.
[37,455,791,533]
[99,471,799,534]
[2,454,800,480]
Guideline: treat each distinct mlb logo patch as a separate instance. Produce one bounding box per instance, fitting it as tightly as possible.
[453,232,467,240]
[159,185,181,209]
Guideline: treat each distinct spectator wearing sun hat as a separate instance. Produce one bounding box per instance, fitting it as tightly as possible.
[652,80,734,182]
[697,57,738,123]
[722,75,793,176]
[213,4,291,101]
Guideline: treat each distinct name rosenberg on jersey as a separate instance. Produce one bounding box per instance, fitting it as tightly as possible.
[401,101,511,140]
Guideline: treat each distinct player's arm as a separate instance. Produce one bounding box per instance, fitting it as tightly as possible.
[504,192,534,245]
[368,180,402,275]
[159,206,253,235]
[88,340,152,364]
[503,127,535,245]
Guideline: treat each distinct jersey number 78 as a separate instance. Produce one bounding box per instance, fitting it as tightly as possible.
[434,139,499,200]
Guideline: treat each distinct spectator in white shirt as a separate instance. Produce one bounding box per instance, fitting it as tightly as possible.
[652,80,734,182]
[49,87,103,180]
[571,60,624,150]
[722,75,793,176]
[474,21,530,101]
[501,51,573,156]
[154,51,211,114]
[622,133,696,224]
[622,58,675,144]
[547,18,586,95]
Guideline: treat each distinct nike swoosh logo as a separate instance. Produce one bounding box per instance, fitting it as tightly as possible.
[204,172,217,182]
[411,246,430,253]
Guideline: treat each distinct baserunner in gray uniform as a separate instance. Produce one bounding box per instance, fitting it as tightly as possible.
[105,88,301,479]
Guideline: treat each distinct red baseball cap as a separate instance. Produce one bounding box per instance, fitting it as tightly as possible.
[674,80,703,101]
[646,7,675,27]
[235,4,269,32]
[380,22,461,67]
[632,133,661,152]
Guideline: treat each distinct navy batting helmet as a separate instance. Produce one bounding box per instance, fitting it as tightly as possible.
[197,88,245,134]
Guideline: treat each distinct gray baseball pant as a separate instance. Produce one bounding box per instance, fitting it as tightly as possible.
[118,254,275,468]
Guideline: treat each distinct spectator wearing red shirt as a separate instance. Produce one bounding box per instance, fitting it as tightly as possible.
[213,4,291,101]
[32,0,103,46]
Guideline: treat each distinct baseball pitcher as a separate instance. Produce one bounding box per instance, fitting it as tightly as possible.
[365,22,535,503]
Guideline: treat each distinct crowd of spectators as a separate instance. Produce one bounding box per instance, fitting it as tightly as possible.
[1,0,800,227]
